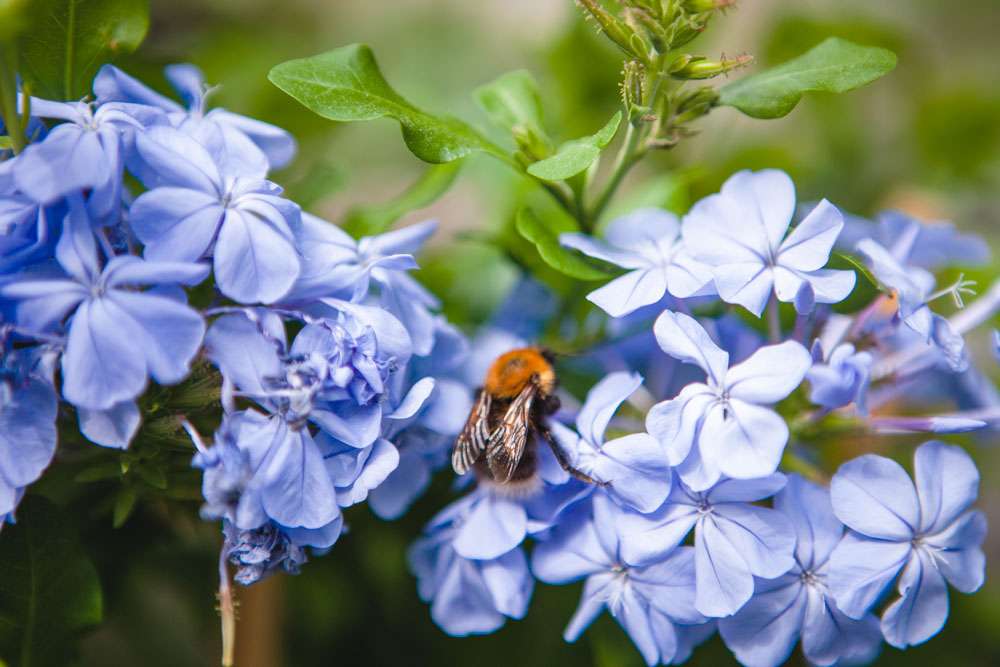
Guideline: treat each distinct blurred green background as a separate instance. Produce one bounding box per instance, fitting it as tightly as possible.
[68,0,1000,665]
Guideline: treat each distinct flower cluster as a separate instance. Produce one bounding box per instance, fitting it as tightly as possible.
[1,56,995,665]
[407,169,995,665]
[0,65,470,583]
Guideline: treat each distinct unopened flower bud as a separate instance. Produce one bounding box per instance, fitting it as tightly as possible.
[670,53,753,80]
[576,0,650,62]
[682,0,736,14]
[620,60,645,110]
[512,124,552,165]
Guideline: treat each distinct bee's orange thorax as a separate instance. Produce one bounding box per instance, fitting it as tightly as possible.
[484,348,555,399]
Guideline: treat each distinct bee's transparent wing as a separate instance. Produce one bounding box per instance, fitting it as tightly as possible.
[486,384,536,483]
[452,389,492,475]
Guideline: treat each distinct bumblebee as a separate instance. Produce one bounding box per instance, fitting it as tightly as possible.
[452,347,599,489]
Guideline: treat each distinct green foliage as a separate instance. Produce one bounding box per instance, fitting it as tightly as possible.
[527,111,622,181]
[342,162,461,238]
[719,37,897,119]
[0,497,103,667]
[16,0,149,100]
[515,206,614,281]
[830,251,880,313]
[0,136,10,149]
[269,44,507,164]
[474,69,546,136]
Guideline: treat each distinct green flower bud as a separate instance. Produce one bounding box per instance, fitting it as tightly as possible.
[576,0,651,62]
[670,53,752,80]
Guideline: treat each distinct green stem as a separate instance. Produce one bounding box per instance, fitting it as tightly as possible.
[0,42,25,154]
[766,293,781,343]
[588,120,644,223]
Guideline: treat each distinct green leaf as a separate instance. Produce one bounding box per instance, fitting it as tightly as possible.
[0,137,11,150]
[515,207,613,281]
[474,69,545,135]
[112,485,137,528]
[829,252,878,314]
[18,0,150,100]
[527,111,621,181]
[342,162,462,238]
[269,44,506,164]
[0,497,103,667]
[719,37,896,119]
[73,462,121,483]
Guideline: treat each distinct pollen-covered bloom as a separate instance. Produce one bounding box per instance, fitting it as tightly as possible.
[612,474,796,618]
[645,311,811,490]
[129,125,302,304]
[559,208,713,317]
[549,371,670,513]
[409,494,534,636]
[682,169,855,316]
[826,441,986,648]
[718,475,882,667]
[0,198,208,420]
[533,493,712,666]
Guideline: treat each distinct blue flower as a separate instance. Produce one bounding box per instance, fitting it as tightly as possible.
[718,475,883,667]
[855,236,937,339]
[645,311,811,490]
[203,314,344,531]
[682,169,856,315]
[611,474,796,618]
[550,371,670,513]
[409,496,534,636]
[560,208,714,317]
[94,64,296,173]
[0,345,58,519]
[191,411,344,546]
[533,493,710,666]
[14,96,160,220]
[806,341,873,414]
[129,125,302,303]
[826,441,986,648]
[223,521,309,586]
[838,210,989,270]
[0,197,209,412]
[370,319,473,519]
[288,216,440,355]
[0,185,60,274]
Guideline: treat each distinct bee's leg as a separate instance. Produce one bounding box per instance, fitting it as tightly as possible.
[536,423,607,487]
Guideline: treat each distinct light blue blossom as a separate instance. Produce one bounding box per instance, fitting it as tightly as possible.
[611,473,796,618]
[14,96,160,220]
[807,341,873,414]
[826,441,986,648]
[203,313,342,531]
[287,215,439,355]
[838,210,989,270]
[645,311,811,490]
[95,63,296,173]
[0,185,59,274]
[409,495,534,636]
[550,371,670,513]
[191,412,344,549]
[560,208,713,317]
[0,197,209,412]
[129,125,302,303]
[369,319,473,519]
[533,493,711,666]
[856,236,937,339]
[682,169,856,316]
[223,521,309,586]
[321,376,437,508]
[0,345,58,519]
[718,475,882,667]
